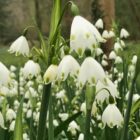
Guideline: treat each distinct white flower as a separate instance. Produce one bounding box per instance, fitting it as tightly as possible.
[43,65,58,84]
[80,102,86,114]
[91,101,98,117]
[0,62,11,86]
[101,60,108,67]
[95,19,103,29]
[70,16,105,56]
[78,133,84,140]
[95,79,119,104]
[57,55,80,81]
[78,57,106,87]
[0,112,5,129]
[10,65,17,72]
[114,42,122,53]
[109,51,117,60]
[22,60,41,79]
[115,56,123,64]
[120,40,126,47]
[26,109,32,118]
[59,113,69,121]
[0,86,10,96]
[67,121,80,135]
[120,28,129,38]
[9,120,15,131]
[133,94,140,103]
[53,119,59,127]
[108,30,115,38]
[56,90,66,99]
[102,104,123,128]
[132,55,137,65]
[9,36,30,56]
[102,30,110,39]
[6,109,16,121]
[95,48,103,56]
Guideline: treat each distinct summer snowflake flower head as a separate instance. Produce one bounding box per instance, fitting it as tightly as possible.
[9,36,30,56]
[43,64,58,84]
[70,16,105,56]
[109,51,117,60]
[57,55,80,81]
[102,103,123,128]
[22,60,41,79]
[78,57,106,87]
[95,18,103,29]
[114,42,122,53]
[67,121,80,135]
[95,78,119,104]
[0,62,11,86]
[78,133,84,140]
[115,56,123,64]
[102,30,110,39]
[120,28,129,38]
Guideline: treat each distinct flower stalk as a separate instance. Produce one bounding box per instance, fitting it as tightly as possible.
[84,85,95,140]
[121,68,138,140]
[37,84,51,140]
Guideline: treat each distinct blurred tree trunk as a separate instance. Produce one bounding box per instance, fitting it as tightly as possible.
[99,0,115,55]
[34,0,42,30]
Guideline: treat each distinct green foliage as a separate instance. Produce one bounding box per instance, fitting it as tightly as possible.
[13,97,24,140]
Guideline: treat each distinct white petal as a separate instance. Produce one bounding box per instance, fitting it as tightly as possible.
[9,36,29,56]
[95,19,103,29]
[78,57,106,87]
[0,62,11,86]
[57,55,80,81]
[22,60,41,79]
[70,16,105,56]
[120,28,129,38]
[102,104,123,128]
[44,65,58,84]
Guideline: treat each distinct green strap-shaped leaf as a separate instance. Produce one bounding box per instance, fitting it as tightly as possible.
[54,111,82,137]
[131,98,140,115]
[13,97,24,140]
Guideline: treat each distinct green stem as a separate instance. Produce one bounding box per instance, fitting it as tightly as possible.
[84,109,91,140]
[121,73,137,140]
[37,84,51,140]
[48,94,54,140]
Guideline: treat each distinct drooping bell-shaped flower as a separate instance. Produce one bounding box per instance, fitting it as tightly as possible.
[78,57,106,87]
[109,51,117,60]
[95,78,119,104]
[67,121,80,136]
[9,36,30,56]
[115,56,123,64]
[43,65,58,84]
[102,30,110,39]
[95,18,103,29]
[57,55,80,81]
[70,16,105,56]
[22,60,41,79]
[78,133,84,140]
[102,103,123,128]
[114,42,122,53]
[120,28,129,38]
[0,62,11,86]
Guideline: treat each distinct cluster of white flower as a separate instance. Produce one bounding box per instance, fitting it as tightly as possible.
[0,14,140,140]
